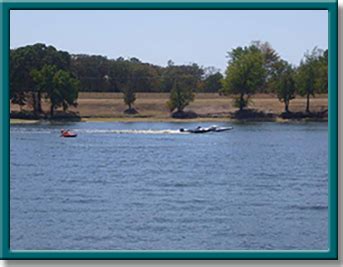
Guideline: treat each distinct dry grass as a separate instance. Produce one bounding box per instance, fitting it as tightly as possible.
[10,92,328,121]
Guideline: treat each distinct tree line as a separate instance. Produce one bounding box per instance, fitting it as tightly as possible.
[222,41,328,113]
[10,42,327,117]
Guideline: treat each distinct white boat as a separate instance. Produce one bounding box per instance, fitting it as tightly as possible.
[180,125,233,134]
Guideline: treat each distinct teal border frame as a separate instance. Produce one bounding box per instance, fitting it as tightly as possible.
[0,0,338,260]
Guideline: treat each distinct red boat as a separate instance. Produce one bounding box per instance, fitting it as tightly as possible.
[60,129,77,138]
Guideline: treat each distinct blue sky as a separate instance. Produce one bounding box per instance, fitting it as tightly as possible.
[10,10,328,72]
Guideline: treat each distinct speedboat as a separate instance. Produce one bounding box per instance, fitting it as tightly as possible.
[212,126,233,132]
[60,129,77,138]
[186,126,213,134]
[180,125,233,134]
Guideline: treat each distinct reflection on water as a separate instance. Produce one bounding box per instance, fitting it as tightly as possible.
[10,121,328,250]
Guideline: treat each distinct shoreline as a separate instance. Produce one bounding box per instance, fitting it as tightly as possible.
[10,93,328,124]
[10,115,328,124]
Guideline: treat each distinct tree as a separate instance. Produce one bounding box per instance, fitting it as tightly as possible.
[108,59,131,92]
[119,62,160,112]
[161,63,203,93]
[10,43,71,113]
[251,41,280,93]
[167,77,195,113]
[31,65,58,114]
[129,63,160,93]
[70,54,111,92]
[10,50,27,110]
[273,61,296,113]
[296,62,315,113]
[316,49,328,93]
[202,72,223,93]
[52,70,80,115]
[296,48,325,113]
[31,65,79,117]
[222,45,266,111]
[122,83,136,112]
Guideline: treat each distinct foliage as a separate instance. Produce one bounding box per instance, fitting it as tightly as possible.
[161,63,203,93]
[315,49,328,93]
[122,84,136,111]
[108,59,131,92]
[10,42,328,118]
[70,54,111,92]
[119,63,161,111]
[222,44,266,111]
[202,72,223,93]
[295,47,327,112]
[52,70,80,113]
[167,78,195,113]
[31,64,79,116]
[129,63,161,93]
[251,41,280,92]
[10,43,71,113]
[273,61,296,112]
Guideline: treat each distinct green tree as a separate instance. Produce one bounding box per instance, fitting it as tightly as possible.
[129,63,161,92]
[122,83,136,111]
[316,49,328,93]
[10,43,71,113]
[296,48,325,113]
[31,65,58,114]
[52,70,80,115]
[274,61,296,113]
[70,55,163,93]
[10,50,27,109]
[222,45,266,111]
[70,54,111,92]
[201,67,223,93]
[167,78,195,113]
[31,65,79,117]
[119,62,160,112]
[202,72,223,93]
[108,59,131,92]
[251,41,280,93]
[161,63,203,93]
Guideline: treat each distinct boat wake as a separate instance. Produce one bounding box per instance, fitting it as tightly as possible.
[76,129,188,135]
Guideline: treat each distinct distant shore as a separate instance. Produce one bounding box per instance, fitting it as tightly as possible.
[10,92,328,123]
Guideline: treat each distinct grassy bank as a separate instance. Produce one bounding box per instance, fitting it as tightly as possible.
[10,92,328,122]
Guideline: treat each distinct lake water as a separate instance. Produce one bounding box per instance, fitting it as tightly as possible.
[10,121,328,250]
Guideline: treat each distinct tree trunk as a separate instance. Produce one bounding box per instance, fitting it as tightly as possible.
[128,103,131,110]
[50,104,54,117]
[306,93,310,113]
[37,91,42,113]
[285,101,289,113]
[31,91,42,114]
[239,93,244,111]
[32,92,38,114]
